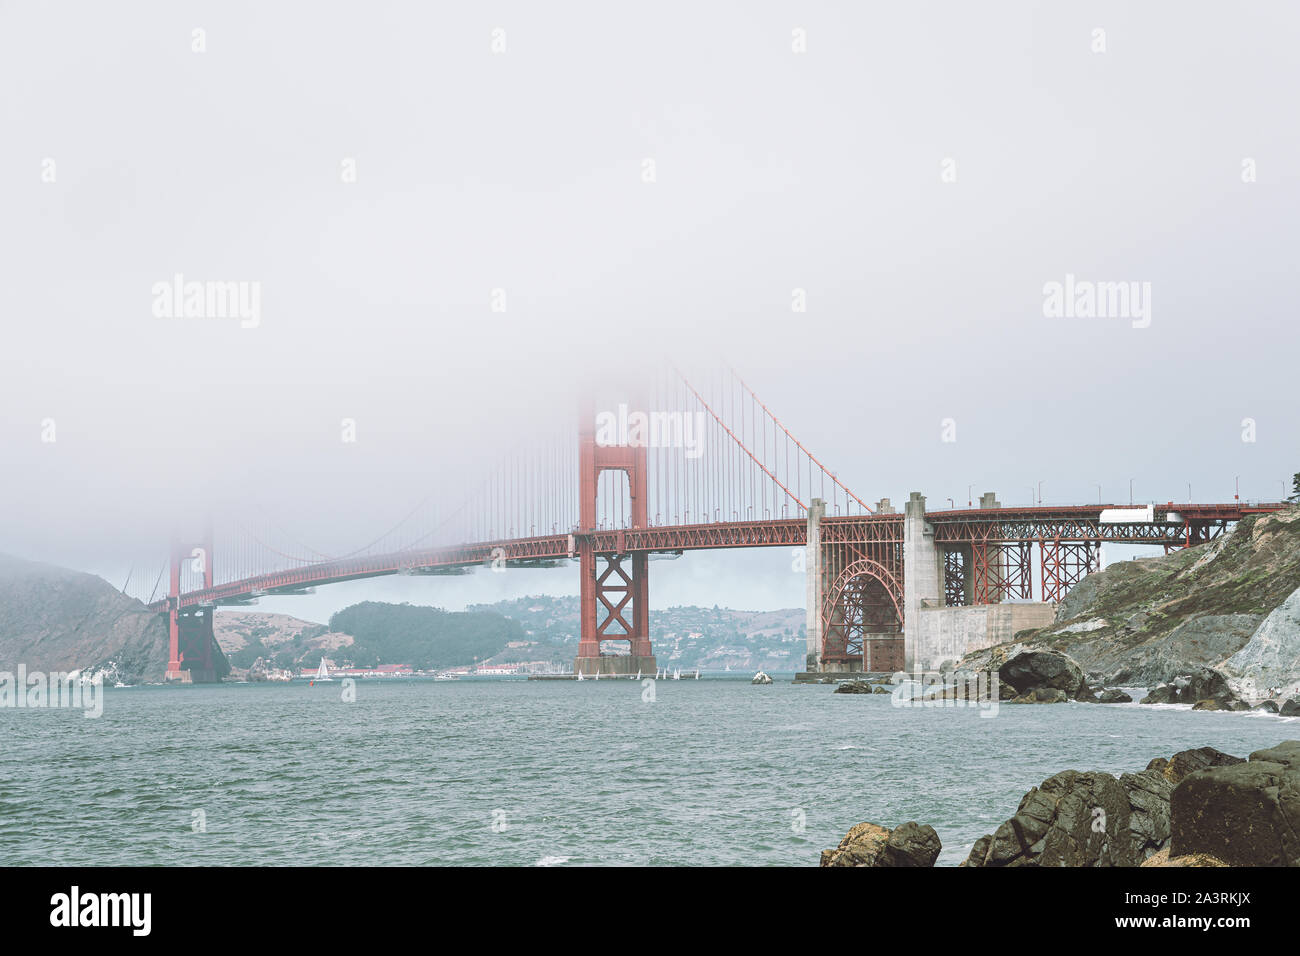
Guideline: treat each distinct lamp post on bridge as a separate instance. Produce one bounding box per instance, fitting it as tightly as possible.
[1130,478,1135,505]
[1235,476,1240,502]
[1094,484,1102,505]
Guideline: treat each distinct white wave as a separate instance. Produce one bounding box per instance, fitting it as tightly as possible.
[534,855,571,867]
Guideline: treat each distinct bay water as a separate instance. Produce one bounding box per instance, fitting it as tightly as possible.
[2,677,1295,866]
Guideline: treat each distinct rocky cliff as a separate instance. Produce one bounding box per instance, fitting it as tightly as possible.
[994,506,1300,694]
[0,552,172,683]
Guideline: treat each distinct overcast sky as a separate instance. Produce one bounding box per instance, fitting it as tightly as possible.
[2,2,1297,620]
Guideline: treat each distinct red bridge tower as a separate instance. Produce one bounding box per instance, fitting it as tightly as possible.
[573,405,657,677]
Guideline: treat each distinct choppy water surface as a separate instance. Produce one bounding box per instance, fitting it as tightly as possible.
[2,678,1295,866]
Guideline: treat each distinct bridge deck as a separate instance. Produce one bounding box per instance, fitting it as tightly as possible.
[153,503,1288,612]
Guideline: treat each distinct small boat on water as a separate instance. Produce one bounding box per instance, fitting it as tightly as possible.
[311,660,334,683]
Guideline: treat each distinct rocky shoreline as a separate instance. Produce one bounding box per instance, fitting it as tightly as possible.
[943,645,1299,715]
[822,740,1300,867]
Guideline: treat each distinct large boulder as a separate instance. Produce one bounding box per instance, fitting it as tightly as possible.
[1169,741,1300,866]
[961,769,1164,867]
[1281,697,1300,717]
[998,650,1086,699]
[820,820,941,867]
[963,746,1247,868]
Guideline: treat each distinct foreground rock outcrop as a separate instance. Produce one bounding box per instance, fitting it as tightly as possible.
[823,742,1300,867]
[961,768,1170,867]
[1169,741,1300,866]
[820,821,941,867]
[962,746,1246,868]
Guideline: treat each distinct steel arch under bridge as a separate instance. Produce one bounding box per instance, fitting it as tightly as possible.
[819,556,905,673]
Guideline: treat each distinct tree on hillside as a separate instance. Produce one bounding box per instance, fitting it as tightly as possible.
[1291,472,1300,503]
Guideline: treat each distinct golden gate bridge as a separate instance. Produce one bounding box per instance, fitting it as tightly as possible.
[122,367,1286,683]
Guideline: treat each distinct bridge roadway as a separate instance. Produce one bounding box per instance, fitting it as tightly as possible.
[152,501,1284,613]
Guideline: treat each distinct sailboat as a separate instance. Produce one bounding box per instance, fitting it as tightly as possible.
[634,669,641,681]
[312,659,334,683]
[576,670,585,681]
[594,669,600,681]
[672,668,680,680]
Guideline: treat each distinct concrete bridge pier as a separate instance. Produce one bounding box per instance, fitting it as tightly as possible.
[902,493,943,673]
[171,608,228,683]
[804,497,826,671]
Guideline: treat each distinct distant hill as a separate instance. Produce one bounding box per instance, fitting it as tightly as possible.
[214,611,353,671]
[327,601,527,670]
[220,597,807,672]
[465,595,806,671]
[0,552,171,683]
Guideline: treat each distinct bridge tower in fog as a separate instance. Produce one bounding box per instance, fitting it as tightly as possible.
[165,522,223,683]
[573,403,655,677]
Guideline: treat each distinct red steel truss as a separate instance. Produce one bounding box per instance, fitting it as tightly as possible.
[1039,538,1100,603]
[943,549,966,607]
